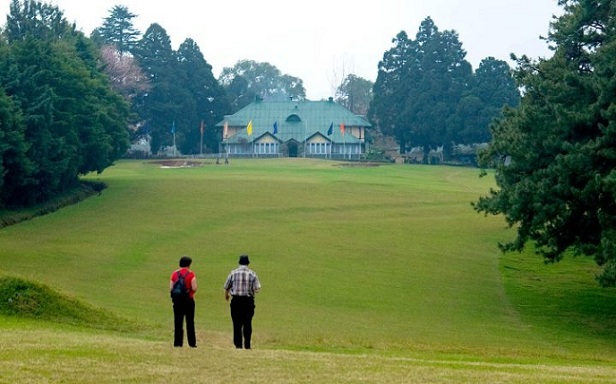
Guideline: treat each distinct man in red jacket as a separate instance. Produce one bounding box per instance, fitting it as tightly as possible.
[169,255,198,347]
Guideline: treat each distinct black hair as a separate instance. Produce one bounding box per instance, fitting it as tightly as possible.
[179,256,192,268]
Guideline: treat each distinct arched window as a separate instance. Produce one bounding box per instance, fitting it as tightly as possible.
[286,114,302,122]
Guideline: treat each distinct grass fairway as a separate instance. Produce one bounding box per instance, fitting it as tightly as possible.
[1,158,615,383]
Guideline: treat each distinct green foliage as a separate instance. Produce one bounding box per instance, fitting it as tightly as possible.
[370,18,519,159]
[92,5,140,54]
[458,57,520,143]
[335,74,373,115]
[5,0,68,41]
[131,23,194,154]
[0,0,129,208]
[219,59,307,110]
[0,83,34,208]
[173,38,231,155]
[133,24,230,154]
[0,275,136,331]
[475,0,616,286]
[0,180,105,227]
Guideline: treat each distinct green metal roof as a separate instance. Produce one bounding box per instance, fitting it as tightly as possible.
[218,99,370,143]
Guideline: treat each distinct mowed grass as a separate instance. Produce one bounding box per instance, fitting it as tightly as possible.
[1,158,615,383]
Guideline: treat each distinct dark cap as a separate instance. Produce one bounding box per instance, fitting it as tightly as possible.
[238,254,250,265]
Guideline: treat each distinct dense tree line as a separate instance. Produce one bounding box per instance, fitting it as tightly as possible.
[0,1,311,209]
[474,0,616,287]
[0,1,524,211]
[369,17,520,162]
[93,5,231,155]
[0,0,130,208]
[95,6,310,155]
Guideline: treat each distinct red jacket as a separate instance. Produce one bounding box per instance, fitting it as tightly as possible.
[170,268,196,299]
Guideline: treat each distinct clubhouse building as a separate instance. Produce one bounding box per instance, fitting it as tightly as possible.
[217,97,371,159]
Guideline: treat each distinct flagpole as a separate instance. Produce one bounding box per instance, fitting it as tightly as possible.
[304,120,307,158]
[246,119,254,158]
[200,120,204,157]
[343,131,346,160]
[171,120,176,158]
[327,122,332,160]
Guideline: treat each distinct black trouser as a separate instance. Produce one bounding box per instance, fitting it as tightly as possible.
[230,296,255,349]
[173,297,196,347]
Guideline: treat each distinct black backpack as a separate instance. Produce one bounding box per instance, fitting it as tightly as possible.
[170,270,189,300]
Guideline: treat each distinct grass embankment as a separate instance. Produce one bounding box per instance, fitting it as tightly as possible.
[0,158,615,383]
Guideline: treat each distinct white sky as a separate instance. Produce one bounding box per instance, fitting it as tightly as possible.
[2,0,563,100]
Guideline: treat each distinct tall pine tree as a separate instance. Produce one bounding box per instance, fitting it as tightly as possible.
[474,0,616,286]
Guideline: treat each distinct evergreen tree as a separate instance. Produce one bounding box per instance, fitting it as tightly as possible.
[91,5,148,103]
[174,38,231,154]
[474,0,616,286]
[370,18,473,161]
[0,84,34,208]
[458,58,520,144]
[132,23,186,154]
[369,31,413,153]
[402,18,473,162]
[1,0,129,206]
[93,5,140,55]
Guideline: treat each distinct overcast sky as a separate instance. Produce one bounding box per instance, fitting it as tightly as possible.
[2,0,563,100]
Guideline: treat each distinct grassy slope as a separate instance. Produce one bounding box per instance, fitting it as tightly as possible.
[0,158,615,383]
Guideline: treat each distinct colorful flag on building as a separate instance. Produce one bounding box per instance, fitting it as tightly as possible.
[223,121,228,139]
[273,121,278,135]
[340,123,345,135]
[247,120,253,136]
[327,122,333,136]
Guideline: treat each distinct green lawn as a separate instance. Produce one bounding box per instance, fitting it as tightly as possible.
[0,158,615,383]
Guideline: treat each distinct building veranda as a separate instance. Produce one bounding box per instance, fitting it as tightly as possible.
[218,98,370,160]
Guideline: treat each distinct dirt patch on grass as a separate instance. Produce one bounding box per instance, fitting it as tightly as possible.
[151,160,205,168]
[336,162,385,168]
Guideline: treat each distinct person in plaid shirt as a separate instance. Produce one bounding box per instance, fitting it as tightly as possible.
[223,254,261,349]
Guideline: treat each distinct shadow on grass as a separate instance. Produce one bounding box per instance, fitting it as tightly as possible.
[502,251,616,345]
[0,180,105,229]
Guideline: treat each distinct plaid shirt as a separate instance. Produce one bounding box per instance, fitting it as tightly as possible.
[223,265,261,297]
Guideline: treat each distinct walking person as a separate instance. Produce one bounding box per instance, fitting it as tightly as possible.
[223,254,261,349]
[169,255,198,347]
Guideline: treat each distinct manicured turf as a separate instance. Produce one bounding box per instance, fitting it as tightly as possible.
[0,158,614,383]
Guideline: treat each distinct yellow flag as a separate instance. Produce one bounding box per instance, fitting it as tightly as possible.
[247,120,253,136]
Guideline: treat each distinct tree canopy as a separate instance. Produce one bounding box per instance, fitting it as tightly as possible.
[474,0,616,287]
[219,60,306,109]
[369,17,519,162]
[130,23,231,155]
[90,5,148,102]
[91,5,140,55]
[0,0,130,208]
[335,74,373,116]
